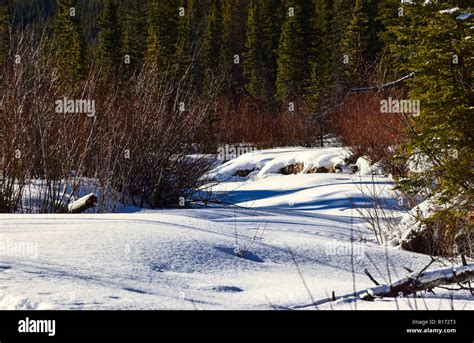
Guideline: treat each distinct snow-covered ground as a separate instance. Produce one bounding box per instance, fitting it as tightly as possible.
[0,147,472,310]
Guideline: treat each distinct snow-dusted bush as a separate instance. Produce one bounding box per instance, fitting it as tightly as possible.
[396,196,473,257]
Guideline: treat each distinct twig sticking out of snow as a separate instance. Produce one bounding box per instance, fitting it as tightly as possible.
[364,268,380,286]
[233,215,266,259]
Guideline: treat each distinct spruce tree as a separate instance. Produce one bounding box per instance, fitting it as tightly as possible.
[0,0,10,73]
[376,0,403,68]
[275,0,313,102]
[306,0,333,109]
[120,0,147,74]
[221,0,248,96]
[146,0,179,71]
[175,0,207,90]
[328,0,354,86]
[341,0,369,83]
[175,0,192,69]
[97,0,122,72]
[53,0,85,83]
[389,2,473,249]
[203,0,223,73]
[79,0,102,45]
[363,0,383,63]
[243,0,284,102]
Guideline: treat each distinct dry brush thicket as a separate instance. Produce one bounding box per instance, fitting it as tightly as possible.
[0,30,221,212]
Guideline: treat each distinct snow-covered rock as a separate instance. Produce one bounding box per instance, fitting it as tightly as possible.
[206,147,352,181]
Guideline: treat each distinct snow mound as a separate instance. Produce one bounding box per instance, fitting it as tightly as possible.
[355,157,385,176]
[0,294,54,310]
[207,147,352,181]
[255,148,349,179]
[394,195,451,247]
[396,198,435,242]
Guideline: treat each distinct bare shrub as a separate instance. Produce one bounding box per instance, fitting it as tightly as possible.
[1,29,83,213]
[1,28,222,213]
[201,98,318,150]
[350,173,405,245]
[332,92,406,174]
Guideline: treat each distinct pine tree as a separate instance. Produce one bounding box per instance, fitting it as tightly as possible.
[325,0,353,86]
[97,0,122,72]
[119,0,147,74]
[363,0,383,63]
[203,0,223,73]
[376,0,403,65]
[221,0,248,96]
[306,0,332,109]
[275,0,314,102]
[341,0,369,83]
[79,0,102,45]
[146,0,179,71]
[175,0,208,89]
[243,0,284,102]
[0,0,10,73]
[175,0,193,70]
[53,0,85,83]
[390,2,473,248]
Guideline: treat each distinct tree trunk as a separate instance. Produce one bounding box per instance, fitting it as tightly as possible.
[66,193,97,214]
[361,264,474,301]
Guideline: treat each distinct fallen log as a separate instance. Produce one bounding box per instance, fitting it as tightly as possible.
[67,193,97,214]
[361,263,474,301]
[291,263,474,309]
